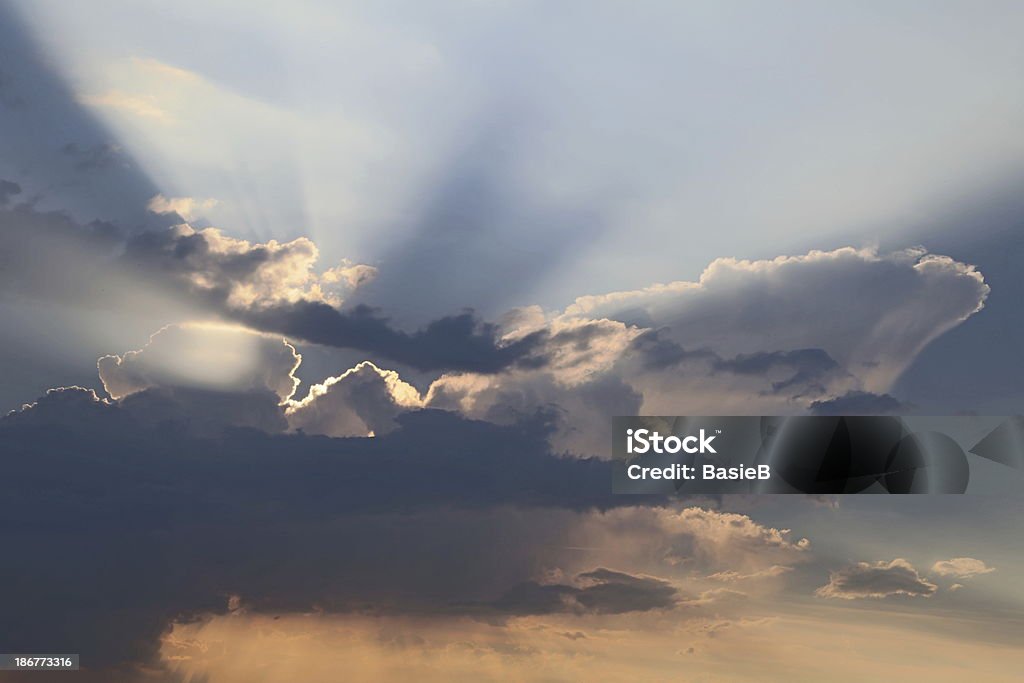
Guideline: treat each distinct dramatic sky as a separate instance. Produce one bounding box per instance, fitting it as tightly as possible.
[1,1,1023,681]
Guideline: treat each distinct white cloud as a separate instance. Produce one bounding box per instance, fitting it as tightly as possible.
[931,557,995,579]
[285,361,422,437]
[321,261,379,290]
[564,247,987,393]
[97,323,301,401]
[147,193,218,221]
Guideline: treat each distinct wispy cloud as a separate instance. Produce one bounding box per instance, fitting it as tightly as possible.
[79,91,172,122]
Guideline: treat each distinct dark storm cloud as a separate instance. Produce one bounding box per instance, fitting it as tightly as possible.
[0,389,641,675]
[235,301,548,373]
[816,559,937,600]
[487,568,678,616]
[809,390,910,416]
[119,386,289,435]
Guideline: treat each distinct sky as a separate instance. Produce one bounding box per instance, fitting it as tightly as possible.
[1,1,1023,681]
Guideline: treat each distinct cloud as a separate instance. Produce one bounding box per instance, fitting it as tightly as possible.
[1,377,817,678]
[0,389,631,674]
[89,324,539,441]
[418,247,987,454]
[157,604,1024,683]
[8,376,1010,681]
[931,558,995,579]
[706,566,793,582]
[86,239,983,457]
[565,247,988,394]
[236,301,549,373]
[0,200,533,375]
[0,190,990,386]
[425,318,643,454]
[5,387,619,512]
[0,188,992,453]
[713,348,841,394]
[4,385,114,430]
[97,324,301,401]
[816,559,937,600]
[651,508,810,570]
[113,222,543,373]
[488,568,678,616]
[285,361,423,437]
[428,368,643,456]
[121,223,364,308]
[147,193,218,221]
[573,507,810,576]
[119,385,289,436]
[809,390,911,415]
[321,261,379,290]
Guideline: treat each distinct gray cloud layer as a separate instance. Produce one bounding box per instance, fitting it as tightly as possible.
[0,387,628,674]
